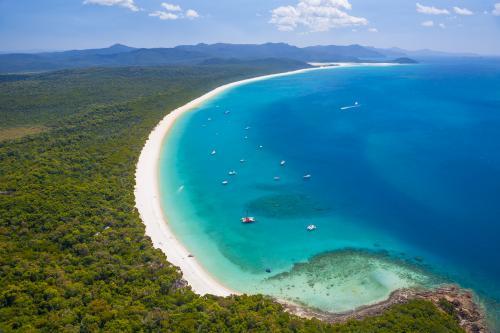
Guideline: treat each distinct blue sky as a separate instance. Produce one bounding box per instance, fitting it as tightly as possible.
[1,0,499,54]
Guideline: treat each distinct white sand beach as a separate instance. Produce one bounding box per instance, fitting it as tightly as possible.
[134,63,396,297]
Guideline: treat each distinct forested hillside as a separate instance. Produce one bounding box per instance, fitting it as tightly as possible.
[0,63,464,332]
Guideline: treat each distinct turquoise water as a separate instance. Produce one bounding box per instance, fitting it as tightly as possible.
[159,61,500,324]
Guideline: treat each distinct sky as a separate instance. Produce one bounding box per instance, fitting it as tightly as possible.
[0,0,499,54]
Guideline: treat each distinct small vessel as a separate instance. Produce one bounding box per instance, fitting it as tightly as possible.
[265,268,272,273]
[307,224,317,231]
[303,174,312,180]
[280,160,286,166]
[244,135,248,139]
[245,126,251,130]
[274,176,281,181]
[241,216,256,223]
[208,117,212,121]
[228,170,237,176]
[340,101,361,111]
[224,110,230,115]
[222,180,229,185]
[211,150,217,155]
[258,145,263,149]
[240,159,246,163]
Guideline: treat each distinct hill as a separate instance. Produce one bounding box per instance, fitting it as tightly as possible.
[0,43,416,74]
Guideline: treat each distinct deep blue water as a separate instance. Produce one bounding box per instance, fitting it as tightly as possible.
[159,61,500,325]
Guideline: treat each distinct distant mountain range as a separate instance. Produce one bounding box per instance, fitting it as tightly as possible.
[0,42,480,74]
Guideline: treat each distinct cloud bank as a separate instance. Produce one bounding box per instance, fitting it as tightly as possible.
[416,3,449,15]
[149,2,200,20]
[421,20,434,27]
[493,3,500,16]
[453,6,473,16]
[83,0,139,12]
[270,0,368,32]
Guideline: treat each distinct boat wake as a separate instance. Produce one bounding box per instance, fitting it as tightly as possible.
[340,102,361,110]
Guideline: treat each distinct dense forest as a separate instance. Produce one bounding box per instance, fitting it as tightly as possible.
[0,63,465,332]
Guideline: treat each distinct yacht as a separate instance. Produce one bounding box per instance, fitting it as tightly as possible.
[307,224,317,231]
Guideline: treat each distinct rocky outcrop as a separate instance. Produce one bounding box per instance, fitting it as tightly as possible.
[281,285,489,333]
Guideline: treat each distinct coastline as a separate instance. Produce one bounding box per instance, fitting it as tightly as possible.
[134,62,397,297]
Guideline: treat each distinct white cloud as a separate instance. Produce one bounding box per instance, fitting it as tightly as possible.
[186,9,200,19]
[493,3,500,16]
[439,23,446,29]
[368,27,378,32]
[83,0,139,11]
[416,3,449,15]
[161,3,181,11]
[270,0,368,32]
[149,11,178,20]
[421,20,434,27]
[453,6,473,16]
[149,3,200,20]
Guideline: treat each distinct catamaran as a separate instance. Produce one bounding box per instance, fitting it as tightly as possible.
[307,224,317,231]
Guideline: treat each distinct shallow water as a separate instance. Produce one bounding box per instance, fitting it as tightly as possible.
[159,61,500,324]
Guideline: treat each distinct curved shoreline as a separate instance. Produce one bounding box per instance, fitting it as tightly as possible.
[134,62,397,297]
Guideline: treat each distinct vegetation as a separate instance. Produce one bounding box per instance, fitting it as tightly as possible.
[0,64,464,332]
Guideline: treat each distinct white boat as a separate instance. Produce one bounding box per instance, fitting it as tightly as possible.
[228,170,237,176]
[307,224,317,231]
[258,145,263,149]
[211,150,217,155]
[274,176,281,181]
[208,117,212,121]
[240,159,246,163]
[241,216,256,223]
[221,180,229,185]
[280,160,286,166]
[303,174,312,180]
[224,110,231,115]
[245,126,251,130]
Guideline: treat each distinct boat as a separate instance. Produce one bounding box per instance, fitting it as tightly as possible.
[241,216,256,223]
[240,159,246,163]
[258,145,263,149]
[280,160,286,166]
[222,180,229,185]
[211,150,217,155]
[208,117,212,121]
[307,224,317,231]
[340,101,361,111]
[245,126,251,130]
[228,170,237,176]
[224,110,230,115]
[303,174,312,180]
[274,176,280,181]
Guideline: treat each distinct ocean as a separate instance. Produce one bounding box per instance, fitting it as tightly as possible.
[159,60,500,326]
